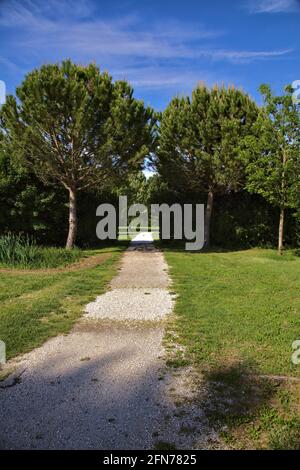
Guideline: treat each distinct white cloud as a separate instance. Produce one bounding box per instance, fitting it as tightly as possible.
[0,1,223,61]
[0,0,295,93]
[113,66,214,90]
[247,0,300,13]
[199,48,293,63]
[0,0,95,26]
[0,1,291,63]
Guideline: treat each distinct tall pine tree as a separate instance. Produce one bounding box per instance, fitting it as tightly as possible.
[157,84,258,246]
[0,61,156,248]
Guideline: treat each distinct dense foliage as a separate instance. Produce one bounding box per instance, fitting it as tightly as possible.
[157,84,259,245]
[0,62,299,251]
[0,60,156,248]
[243,85,300,253]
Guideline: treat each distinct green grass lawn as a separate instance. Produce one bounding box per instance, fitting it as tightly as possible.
[164,247,300,376]
[0,245,124,360]
[163,247,300,449]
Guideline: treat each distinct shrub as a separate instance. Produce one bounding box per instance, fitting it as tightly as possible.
[0,233,81,268]
[0,233,38,266]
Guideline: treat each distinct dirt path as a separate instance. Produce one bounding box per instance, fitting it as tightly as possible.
[0,236,212,450]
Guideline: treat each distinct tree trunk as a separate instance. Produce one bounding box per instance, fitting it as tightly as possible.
[278,207,284,255]
[66,187,77,249]
[204,190,214,247]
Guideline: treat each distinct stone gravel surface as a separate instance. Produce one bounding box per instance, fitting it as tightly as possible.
[0,323,167,449]
[110,251,170,289]
[0,235,211,449]
[85,288,173,321]
[85,235,174,321]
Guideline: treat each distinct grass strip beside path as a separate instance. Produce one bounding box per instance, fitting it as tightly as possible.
[0,245,124,360]
[164,248,300,377]
[163,247,300,449]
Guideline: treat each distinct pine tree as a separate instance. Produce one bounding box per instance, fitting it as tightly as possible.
[0,61,156,248]
[157,84,258,246]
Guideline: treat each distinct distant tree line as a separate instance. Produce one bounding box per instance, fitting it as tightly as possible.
[0,60,299,253]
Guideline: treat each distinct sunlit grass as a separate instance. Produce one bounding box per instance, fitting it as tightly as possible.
[0,244,124,359]
[163,247,300,449]
[164,248,300,376]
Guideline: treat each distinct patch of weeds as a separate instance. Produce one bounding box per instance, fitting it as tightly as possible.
[269,417,300,450]
[0,367,15,382]
[0,371,24,389]
[219,431,239,448]
[153,441,177,450]
[277,388,292,411]
[166,358,189,368]
[179,425,197,435]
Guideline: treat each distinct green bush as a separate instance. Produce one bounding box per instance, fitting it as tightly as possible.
[35,246,82,268]
[0,233,38,266]
[0,233,82,268]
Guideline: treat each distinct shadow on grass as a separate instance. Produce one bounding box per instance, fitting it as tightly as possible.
[197,361,300,449]
[81,240,130,251]
[157,240,257,254]
[200,362,274,426]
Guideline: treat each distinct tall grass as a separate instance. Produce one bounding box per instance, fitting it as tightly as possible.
[0,233,82,268]
[0,233,38,266]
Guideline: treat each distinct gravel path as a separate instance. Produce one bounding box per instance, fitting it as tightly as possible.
[0,323,168,449]
[0,235,209,449]
[84,234,174,321]
[84,288,173,321]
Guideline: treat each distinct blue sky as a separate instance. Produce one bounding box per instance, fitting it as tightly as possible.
[0,0,299,110]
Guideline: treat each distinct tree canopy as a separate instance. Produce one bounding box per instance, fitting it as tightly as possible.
[0,63,299,252]
[243,84,300,254]
[157,84,258,245]
[0,60,156,248]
